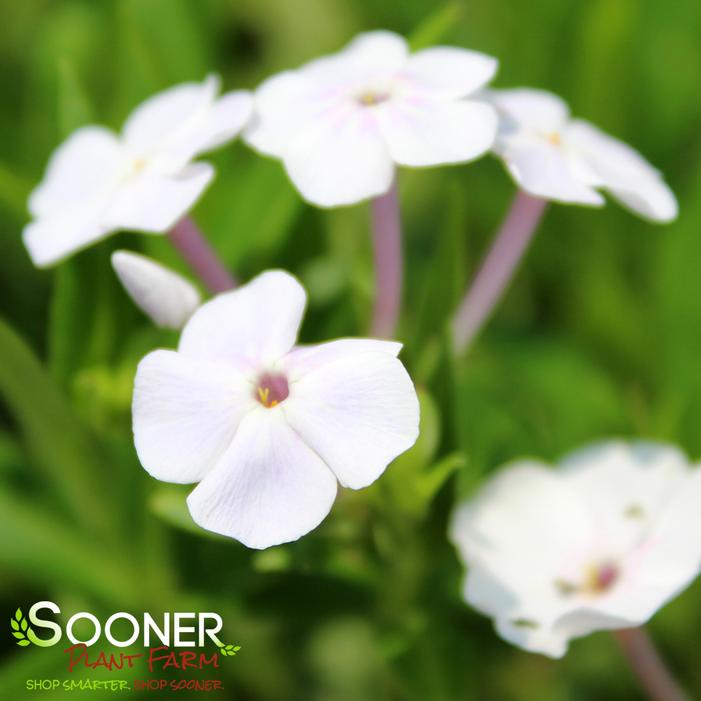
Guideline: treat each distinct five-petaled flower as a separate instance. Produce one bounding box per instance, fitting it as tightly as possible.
[133,270,420,549]
[24,75,252,267]
[111,250,201,330]
[450,440,701,658]
[245,30,498,207]
[488,88,678,222]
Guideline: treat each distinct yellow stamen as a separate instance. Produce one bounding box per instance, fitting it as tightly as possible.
[583,561,618,594]
[257,386,279,408]
[356,89,388,106]
[547,132,562,146]
[624,504,645,519]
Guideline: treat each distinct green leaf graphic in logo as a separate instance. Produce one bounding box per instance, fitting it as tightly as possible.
[11,608,32,647]
[218,643,241,657]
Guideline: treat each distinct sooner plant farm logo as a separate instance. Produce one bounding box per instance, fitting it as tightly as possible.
[12,601,240,693]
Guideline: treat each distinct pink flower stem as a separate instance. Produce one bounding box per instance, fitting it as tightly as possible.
[370,181,402,338]
[613,628,688,701]
[451,190,548,356]
[167,216,236,294]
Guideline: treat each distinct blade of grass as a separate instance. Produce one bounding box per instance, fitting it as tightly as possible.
[0,317,116,539]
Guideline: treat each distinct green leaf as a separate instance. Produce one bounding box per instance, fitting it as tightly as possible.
[0,490,144,609]
[17,639,30,647]
[453,337,629,490]
[11,618,19,631]
[149,484,225,540]
[12,631,24,639]
[57,58,94,138]
[0,161,32,219]
[409,2,462,50]
[14,608,21,621]
[0,317,114,537]
[378,390,452,519]
[20,618,27,632]
[410,180,468,362]
[48,246,122,390]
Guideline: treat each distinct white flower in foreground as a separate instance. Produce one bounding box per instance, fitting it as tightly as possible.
[111,250,200,330]
[450,440,701,658]
[245,30,498,207]
[24,75,253,268]
[133,270,420,549]
[488,88,678,222]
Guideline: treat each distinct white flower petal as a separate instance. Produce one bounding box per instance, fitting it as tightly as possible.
[111,250,201,329]
[628,470,701,605]
[451,463,593,587]
[564,119,678,222]
[281,338,402,381]
[246,31,409,166]
[24,127,126,266]
[494,616,569,659]
[22,213,110,268]
[549,608,634,649]
[244,72,322,158]
[194,90,253,153]
[378,99,497,167]
[122,77,251,173]
[123,75,219,160]
[497,142,605,205]
[107,162,214,233]
[451,463,602,657]
[559,446,701,626]
[283,106,394,206]
[489,88,570,134]
[133,349,256,484]
[560,441,689,540]
[403,47,497,99]
[28,126,125,219]
[605,178,679,223]
[187,408,337,549]
[462,565,520,620]
[282,350,419,489]
[301,30,409,87]
[503,605,639,658]
[179,270,307,366]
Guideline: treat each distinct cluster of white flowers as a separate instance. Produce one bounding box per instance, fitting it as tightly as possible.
[24,31,677,268]
[23,27,696,668]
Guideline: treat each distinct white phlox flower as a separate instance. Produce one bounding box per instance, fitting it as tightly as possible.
[487,88,678,222]
[132,270,420,549]
[111,250,201,330]
[24,75,253,267]
[245,30,499,207]
[450,440,701,658]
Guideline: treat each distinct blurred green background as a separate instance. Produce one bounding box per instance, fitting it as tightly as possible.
[1,0,700,698]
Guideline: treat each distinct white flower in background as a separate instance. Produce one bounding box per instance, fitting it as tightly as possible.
[487,88,678,222]
[24,75,253,268]
[450,441,701,658]
[133,270,420,549]
[245,31,498,207]
[111,250,201,330]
